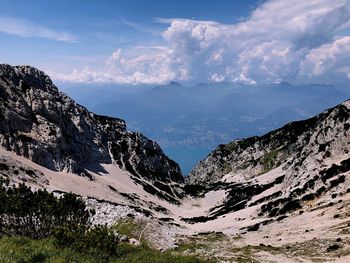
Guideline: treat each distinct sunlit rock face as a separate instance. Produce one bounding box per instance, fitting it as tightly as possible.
[0,64,183,183]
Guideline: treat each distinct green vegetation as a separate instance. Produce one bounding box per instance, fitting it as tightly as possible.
[53,224,119,259]
[0,236,211,263]
[0,180,93,239]
[261,149,279,172]
[282,238,350,260]
[174,233,284,263]
[176,232,227,254]
[220,162,232,175]
[111,218,146,240]
[230,244,281,254]
[0,178,211,262]
[230,244,281,263]
[0,236,97,263]
[224,141,239,152]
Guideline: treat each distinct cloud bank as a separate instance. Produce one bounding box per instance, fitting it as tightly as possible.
[0,17,77,42]
[53,0,350,85]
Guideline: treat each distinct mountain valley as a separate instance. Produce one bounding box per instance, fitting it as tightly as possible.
[0,64,350,262]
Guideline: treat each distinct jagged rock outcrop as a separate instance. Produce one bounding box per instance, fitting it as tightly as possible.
[185,100,350,222]
[0,64,183,183]
[188,100,350,185]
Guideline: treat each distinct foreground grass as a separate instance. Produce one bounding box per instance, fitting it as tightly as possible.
[0,236,211,263]
[111,218,145,240]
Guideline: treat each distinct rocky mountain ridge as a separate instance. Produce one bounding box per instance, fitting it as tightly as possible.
[188,100,350,185]
[184,98,350,227]
[0,64,182,184]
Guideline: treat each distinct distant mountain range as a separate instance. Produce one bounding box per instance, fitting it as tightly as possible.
[61,80,350,174]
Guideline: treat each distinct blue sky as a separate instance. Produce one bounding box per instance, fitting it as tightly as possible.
[1,0,350,87]
[0,0,258,69]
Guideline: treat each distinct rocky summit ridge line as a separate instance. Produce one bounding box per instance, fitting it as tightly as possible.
[0,64,182,183]
[188,99,350,185]
[183,98,349,223]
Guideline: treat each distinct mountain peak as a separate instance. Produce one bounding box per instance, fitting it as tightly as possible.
[0,64,49,81]
[0,64,183,183]
[0,64,56,94]
[168,81,182,86]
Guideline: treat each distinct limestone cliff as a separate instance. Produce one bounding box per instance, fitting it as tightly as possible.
[0,64,183,183]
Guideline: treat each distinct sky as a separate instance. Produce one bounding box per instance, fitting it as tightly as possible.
[0,0,350,87]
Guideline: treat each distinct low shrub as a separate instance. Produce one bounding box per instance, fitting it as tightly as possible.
[327,244,341,252]
[54,225,119,259]
[0,181,94,239]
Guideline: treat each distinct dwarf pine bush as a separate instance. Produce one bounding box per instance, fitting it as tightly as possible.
[0,180,94,239]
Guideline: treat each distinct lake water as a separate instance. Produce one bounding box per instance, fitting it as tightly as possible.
[162,147,212,175]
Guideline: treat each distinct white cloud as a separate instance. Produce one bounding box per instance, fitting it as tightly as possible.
[51,48,175,84]
[0,17,77,42]
[119,18,160,35]
[52,0,350,84]
[300,36,350,76]
[210,73,225,82]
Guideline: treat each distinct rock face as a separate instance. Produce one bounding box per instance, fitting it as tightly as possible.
[185,99,349,221]
[188,100,350,185]
[0,64,182,183]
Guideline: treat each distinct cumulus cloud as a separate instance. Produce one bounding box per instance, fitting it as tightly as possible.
[53,0,350,85]
[0,17,77,42]
[300,36,350,77]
